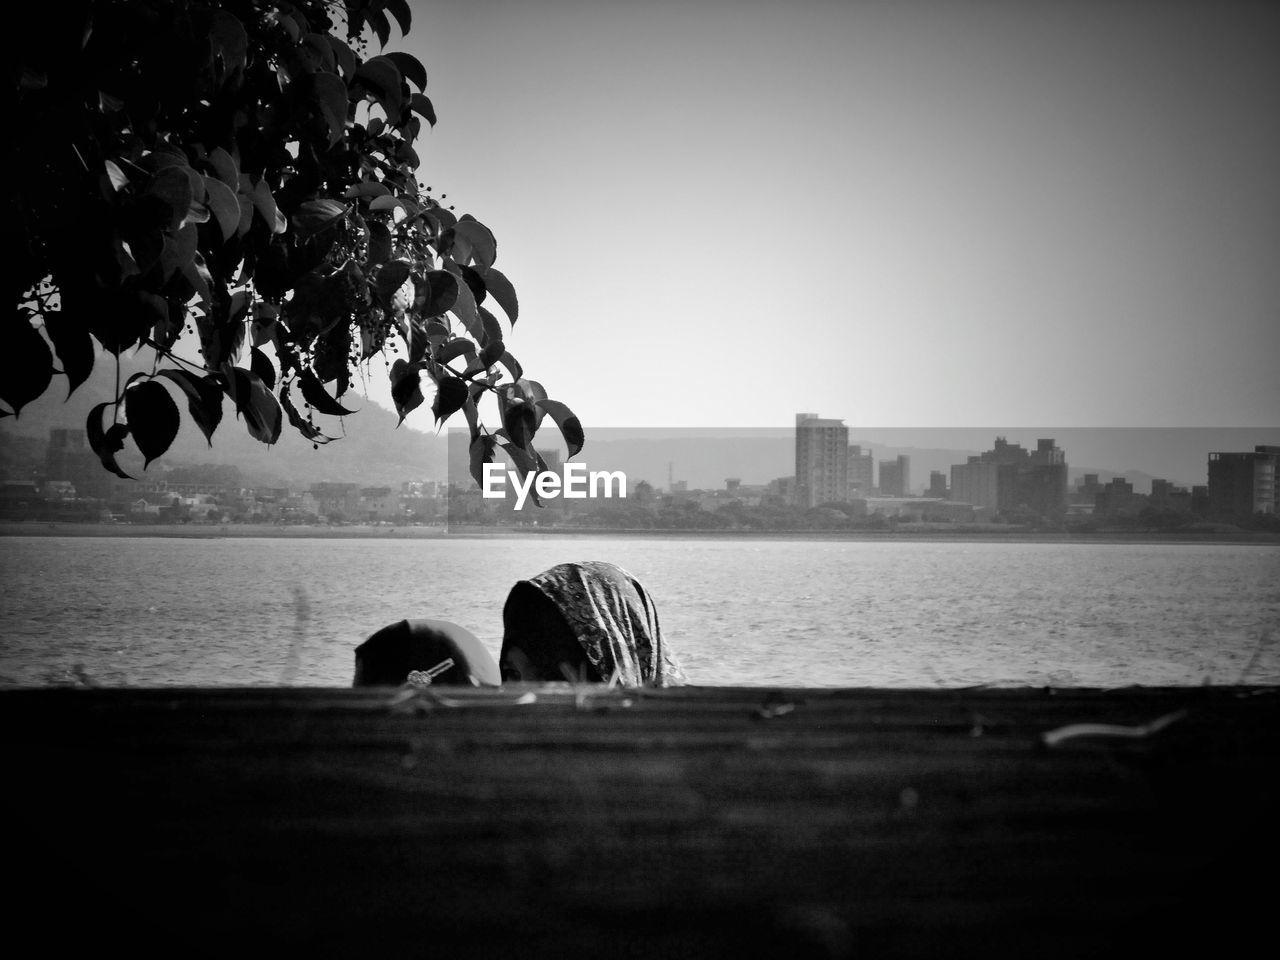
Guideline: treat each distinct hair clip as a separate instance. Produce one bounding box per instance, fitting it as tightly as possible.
[406,657,456,687]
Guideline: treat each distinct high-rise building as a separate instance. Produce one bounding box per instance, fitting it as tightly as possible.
[1022,439,1068,519]
[1208,445,1279,518]
[928,470,948,498]
[847,445,874,498]
[794,413,848,508]
[878,455,910,497]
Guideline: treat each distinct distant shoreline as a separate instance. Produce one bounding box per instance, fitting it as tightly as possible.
[1,520,1275,545]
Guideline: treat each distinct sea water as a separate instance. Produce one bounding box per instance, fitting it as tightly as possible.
[0,535,1276,687]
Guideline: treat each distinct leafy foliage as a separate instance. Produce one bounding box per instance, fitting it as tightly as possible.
[12,0,580,486]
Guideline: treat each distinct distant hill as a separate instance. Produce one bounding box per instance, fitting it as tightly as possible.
[0,350,448,487]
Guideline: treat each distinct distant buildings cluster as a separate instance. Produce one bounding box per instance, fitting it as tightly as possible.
[792,413,1279,525]
[2,429,448,525]
[792,413,1068,521]
[3,424,1277,531]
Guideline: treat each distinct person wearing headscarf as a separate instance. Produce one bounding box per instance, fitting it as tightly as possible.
[354,618,501,687]
[499,561,686,687]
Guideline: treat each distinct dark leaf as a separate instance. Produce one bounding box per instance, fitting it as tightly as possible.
[452,220,497,270]
[202,175,240,241]
[385,0,413,38]
[410,93,436,126]
[366,221,393,265]
[300,368,356,416]
[368,8,391,48]
[449,276,484,342]
[461,394,480,442]
[325,34,358,79]
[1,312,53,415]
[231,368,282,444]
[209,10,248,78]
[384,50,425,89]
[408,320,431,363]
[281,385,335,443]
[506,378,549,431]
[481,267,518,325]
[160,222,197,284]
[154,298,186,353]
[427,204,457,231]
[313,325,351,386]
[459,264,487,306]
[41,311,94,398]
[437,339,476,365]
[469,434,497,488]
[432,376,468,425]
[252,180,287,234]
[157,369,223,446]
[312,71,351,146]
[251,347,277,390]
[479,307,503,347]
[301,32,338,74]
[375,259,413,308]
[354,56,402,116]
[208,147,239,189]
[148,166,195,230]
[389,359,424,425]
[368,195,403,213]
[502,398,538,451]
[479,340,505,370]
[536,399,586,459]
[421,270,459,317]
[499,350,523,383]
[344,182,392,199]
[124,380,180,468]
[219,361,238,408]
[86,403,132,479]
[292,199,349,238]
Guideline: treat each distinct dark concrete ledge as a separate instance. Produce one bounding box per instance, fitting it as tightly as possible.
[6,685,1277,958]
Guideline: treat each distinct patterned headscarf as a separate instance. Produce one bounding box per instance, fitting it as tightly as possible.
[507,561,686,687]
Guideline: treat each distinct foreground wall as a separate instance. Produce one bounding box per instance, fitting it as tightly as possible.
[6,685,1277,958]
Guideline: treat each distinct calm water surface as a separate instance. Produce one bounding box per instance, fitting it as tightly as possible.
[1,536,1277,687]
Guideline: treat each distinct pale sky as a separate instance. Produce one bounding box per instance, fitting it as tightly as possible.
[368,0,1277,434]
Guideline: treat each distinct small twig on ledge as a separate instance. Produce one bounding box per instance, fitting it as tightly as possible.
[1041,709,1189,749]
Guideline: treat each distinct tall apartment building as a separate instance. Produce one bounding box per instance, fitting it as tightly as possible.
[794,413,849,508]
[1207,445,1279,518]
[928,470,948,498]
[877,455,910,497]
[847,445,874,498]
[1021,438,1069,519]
